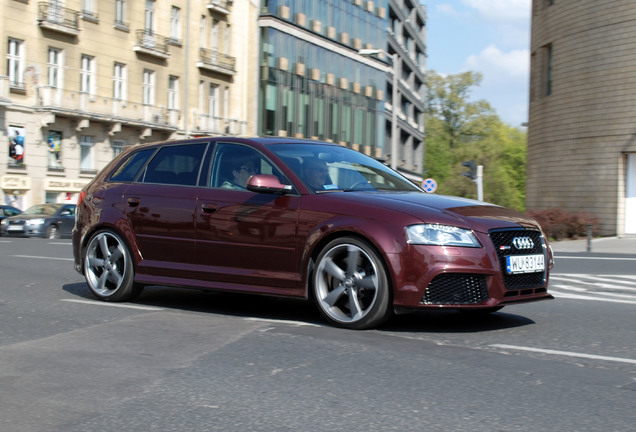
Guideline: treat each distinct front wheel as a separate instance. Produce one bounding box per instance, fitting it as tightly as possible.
[83,230,141,301]
[313,237,392,330]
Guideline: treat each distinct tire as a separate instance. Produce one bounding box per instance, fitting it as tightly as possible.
[313,237,392,330]
[83,230,141,302]
[46,225,59,239]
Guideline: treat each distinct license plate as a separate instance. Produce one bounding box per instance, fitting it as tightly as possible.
[506,254,545,274]
[7,225,22,231]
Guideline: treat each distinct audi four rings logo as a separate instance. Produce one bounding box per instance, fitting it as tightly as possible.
[512,237,534,249]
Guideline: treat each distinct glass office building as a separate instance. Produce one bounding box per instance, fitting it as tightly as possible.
[258,0,389,157]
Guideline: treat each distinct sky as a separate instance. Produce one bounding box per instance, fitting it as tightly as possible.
[423,0,532,127]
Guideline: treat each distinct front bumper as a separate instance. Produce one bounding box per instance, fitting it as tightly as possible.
[388,228,553,310]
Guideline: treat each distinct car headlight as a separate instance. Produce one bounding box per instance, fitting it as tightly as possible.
[406,224,481,247]
[27,218,45,226]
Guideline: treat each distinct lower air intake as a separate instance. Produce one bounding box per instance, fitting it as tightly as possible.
[421,273,489,305]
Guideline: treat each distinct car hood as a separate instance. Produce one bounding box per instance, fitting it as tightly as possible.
[331,192,540,233]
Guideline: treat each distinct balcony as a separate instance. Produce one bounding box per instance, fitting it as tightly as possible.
[134,30,170,60]
[197,48,236,76]
[37,86,179,132]
[37,2,80,36]
[192,113,246,136]
[207,0,232,15]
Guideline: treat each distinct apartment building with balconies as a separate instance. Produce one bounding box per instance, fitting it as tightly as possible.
[1,0,259,208]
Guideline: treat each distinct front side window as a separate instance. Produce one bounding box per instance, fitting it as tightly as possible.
[141,144,207,186]
[7,38,25,89]
[210,143,288,190]
[80,135,95,171]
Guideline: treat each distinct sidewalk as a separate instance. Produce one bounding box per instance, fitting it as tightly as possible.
[550,236,636,255]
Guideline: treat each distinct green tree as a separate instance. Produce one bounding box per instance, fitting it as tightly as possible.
[424,70,527,211]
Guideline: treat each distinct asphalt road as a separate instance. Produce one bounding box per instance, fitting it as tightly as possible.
[0,237,634,432]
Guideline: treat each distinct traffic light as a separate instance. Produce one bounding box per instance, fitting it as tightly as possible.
[462,160,476,180]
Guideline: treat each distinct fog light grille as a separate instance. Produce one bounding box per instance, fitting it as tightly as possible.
[421,274,488,305]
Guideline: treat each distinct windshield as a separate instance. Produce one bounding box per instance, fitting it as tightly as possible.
[23,204,60,216]
[269,143,421,193]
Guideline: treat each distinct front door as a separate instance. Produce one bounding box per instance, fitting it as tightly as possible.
[196,143,302,294]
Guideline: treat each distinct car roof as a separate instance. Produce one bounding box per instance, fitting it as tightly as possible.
[127,136,340,150]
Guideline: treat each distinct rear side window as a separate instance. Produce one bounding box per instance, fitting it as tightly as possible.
[141,143,207,186]
[110,149,155,182]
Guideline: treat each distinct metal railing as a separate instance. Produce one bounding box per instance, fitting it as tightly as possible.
[199,48,236,73]
[37,2,79,30]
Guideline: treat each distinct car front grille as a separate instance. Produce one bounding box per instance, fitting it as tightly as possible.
[421,273,488,305]
[489,229,546,290]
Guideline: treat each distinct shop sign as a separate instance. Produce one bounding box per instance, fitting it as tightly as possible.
[45,179,89,192]
[1,175,32,190]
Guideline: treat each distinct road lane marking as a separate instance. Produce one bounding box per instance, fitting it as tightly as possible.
[61,299,163,311]
[548,290,636,304]
[555,255,636,261]
[245,317,321,327]
[14,255,73,261]
[490,344,636,365]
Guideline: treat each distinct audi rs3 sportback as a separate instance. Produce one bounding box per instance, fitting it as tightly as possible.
[72,137,553,329]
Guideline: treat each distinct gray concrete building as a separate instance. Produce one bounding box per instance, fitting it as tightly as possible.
[528,0,636,236]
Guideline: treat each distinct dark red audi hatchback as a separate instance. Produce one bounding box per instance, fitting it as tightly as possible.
[72,137,553,329]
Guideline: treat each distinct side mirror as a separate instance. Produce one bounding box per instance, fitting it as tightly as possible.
[246,174,294,195]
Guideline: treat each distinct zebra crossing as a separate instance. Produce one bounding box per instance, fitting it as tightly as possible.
[549,274,636,305]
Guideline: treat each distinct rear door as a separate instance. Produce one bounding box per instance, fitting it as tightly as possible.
[123,142,209,281]
[196,143,303,293]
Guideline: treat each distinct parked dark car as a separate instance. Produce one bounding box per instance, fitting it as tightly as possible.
[0,205,22,236]
[72,137,553,329]
[1,203,76,239]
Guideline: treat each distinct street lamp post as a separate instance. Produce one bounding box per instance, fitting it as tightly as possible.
[359,49,399,170]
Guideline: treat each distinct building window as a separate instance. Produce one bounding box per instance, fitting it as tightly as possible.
[80,136,95,172]
[171,6,181,41]
[200,16,206,48]
[168,76,179,110]
[48,131,63,169]
[47,48,63,88]
[225,24,231,53]
[83,0,96,16]
[112,139,126,157]
[145,0,155,32]
[143,69,155,105]
[211,19,219,50]
[209,84,218,130]
[115,0,126,26]
[113,62,127,100]
[80,55,96,95]
[7,38,25,89]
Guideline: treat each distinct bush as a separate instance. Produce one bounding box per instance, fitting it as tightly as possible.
[526,208,599,241]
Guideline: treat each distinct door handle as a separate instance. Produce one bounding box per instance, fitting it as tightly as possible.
[126,197,140,207]
[201,203,218,213]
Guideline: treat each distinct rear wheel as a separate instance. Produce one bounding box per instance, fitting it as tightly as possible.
[46,225,59,239]
[313,237,392,329]
[83,230,141,301]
